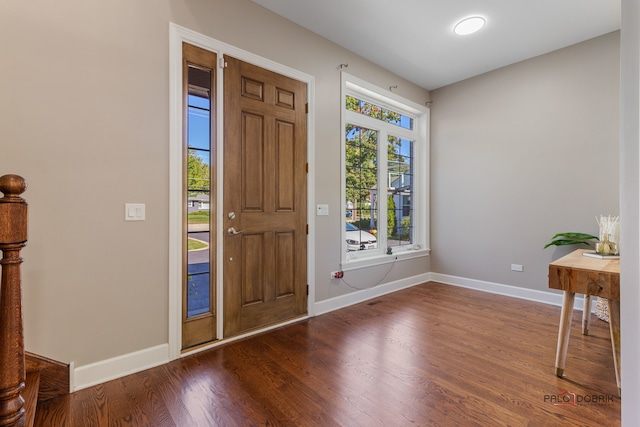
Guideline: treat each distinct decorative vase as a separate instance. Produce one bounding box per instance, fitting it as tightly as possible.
[595,234,619,256]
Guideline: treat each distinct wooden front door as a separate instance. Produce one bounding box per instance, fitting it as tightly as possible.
[223,56,308,337]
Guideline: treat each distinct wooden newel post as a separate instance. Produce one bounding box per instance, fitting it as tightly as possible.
[0,175,28,427]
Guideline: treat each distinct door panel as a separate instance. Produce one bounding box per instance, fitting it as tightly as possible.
[276,120,295,210]
[241,233,265,305]
[242,112,265,210]
[223,55,307,337]
[275,231,295,296]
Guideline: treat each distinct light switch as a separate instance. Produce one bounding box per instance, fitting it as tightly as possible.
[316,204,329,216]
[125,203,145,221]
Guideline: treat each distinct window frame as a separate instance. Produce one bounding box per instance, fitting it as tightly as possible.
[341,73,430,270]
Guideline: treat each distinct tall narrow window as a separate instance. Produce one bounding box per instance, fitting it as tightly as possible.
[387,135,413,248]
[182,43,217,349]
[186,66,212,318]
[342,74,429,267]
[345,125,378,252]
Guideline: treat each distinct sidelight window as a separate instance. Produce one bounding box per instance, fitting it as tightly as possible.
[186,66,213,318]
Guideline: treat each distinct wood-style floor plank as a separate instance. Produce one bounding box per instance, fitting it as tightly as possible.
[36,282,620,426]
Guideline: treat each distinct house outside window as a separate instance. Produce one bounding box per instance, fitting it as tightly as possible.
[342,74,429,268]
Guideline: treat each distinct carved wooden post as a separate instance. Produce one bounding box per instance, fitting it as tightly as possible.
[0,175,28,427]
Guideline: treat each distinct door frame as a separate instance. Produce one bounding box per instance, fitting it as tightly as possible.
[168,23,316,360]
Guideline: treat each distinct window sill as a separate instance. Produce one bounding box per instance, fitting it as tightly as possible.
[341,247,430,272]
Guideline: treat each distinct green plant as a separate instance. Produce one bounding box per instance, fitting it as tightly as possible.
[352,218,376,230]
[387,195,396,238]
[543,232,599,249]
[399,216,411,241]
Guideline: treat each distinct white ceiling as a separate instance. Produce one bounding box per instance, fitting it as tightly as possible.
[251,0,621,90]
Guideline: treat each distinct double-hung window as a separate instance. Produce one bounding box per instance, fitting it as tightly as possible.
[341,73,430,268]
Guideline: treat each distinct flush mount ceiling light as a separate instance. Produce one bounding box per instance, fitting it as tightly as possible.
[453,16,486,36]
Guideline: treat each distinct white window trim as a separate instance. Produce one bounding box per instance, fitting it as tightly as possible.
[340,73,430,271]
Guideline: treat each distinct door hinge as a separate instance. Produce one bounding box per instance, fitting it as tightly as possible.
[219,58,227,68]
[306,285,309,295]
[306,163,308,173]
[306,224,309,234]
[305,103,309,114]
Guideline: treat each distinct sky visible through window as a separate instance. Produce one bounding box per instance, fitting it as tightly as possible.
[188,94,211,162]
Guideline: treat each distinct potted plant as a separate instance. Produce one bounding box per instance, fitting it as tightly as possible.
[543,232,599,249]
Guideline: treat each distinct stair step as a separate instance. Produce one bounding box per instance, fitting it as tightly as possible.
[23,370,41,427]
[25,352,69,402]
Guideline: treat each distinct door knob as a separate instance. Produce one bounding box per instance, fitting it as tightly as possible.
[227,227,244,236]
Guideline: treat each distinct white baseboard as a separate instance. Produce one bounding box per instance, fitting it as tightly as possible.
[72,271,430,392]
[72,344,170,391]
[314,273,431,315]
[429,273,590,311]
[71,272,592,391]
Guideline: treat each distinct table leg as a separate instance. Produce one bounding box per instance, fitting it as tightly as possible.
[555,291,575,377]
[607,299,621,395]
[582,295,592,335]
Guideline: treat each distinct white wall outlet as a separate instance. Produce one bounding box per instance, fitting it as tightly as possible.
[511,264,523,272]
[125,203,145,221]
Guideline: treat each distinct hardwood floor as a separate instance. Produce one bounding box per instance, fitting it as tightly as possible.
[35,282,620,426]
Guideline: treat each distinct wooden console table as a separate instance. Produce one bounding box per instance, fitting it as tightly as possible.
[548,249,620,394]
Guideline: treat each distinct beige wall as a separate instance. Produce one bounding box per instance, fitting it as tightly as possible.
[2,1,630,401]
[430,32,620,292]
[0,0,430,367]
